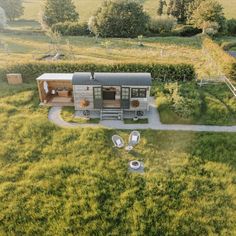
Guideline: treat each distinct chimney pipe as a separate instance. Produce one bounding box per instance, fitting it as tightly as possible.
[90,71,95,80]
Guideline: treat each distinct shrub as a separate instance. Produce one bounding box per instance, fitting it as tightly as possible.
[221,42,236,51]
[173,25,202,37]
[88,0,149,38]
[149,15,177,34]
[202,36,236,80]
[51,21,90,36]
[226,19,236,35]
[203,21,220,36]
[161,82,201,118]
[1,62,196,82]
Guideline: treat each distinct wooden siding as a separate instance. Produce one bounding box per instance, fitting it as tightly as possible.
[73,85,98,110]
[128,86,150,111]
[73,85,150,111]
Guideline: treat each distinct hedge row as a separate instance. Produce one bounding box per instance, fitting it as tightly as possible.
[51,22,90,36]
[202,36,236,80]
[1,62,195,82]
[221,42,236,51]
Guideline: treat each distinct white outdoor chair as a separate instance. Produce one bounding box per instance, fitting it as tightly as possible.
[112,135,125,148]
[128,131,140,146]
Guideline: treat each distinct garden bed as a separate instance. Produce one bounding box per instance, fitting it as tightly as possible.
[61,107,100,124]
[153,81,236,125]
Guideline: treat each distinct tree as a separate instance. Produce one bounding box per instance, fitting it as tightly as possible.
[190,0,225,34]
[0,0,24,21]
[0,7,7,29]
[149,15,177,34]
[167,0,194,23]
[157,0,167,16]
[227,19,236,35]
[43,0,79,26]
[88,0,149,38]
[187,0,204,23]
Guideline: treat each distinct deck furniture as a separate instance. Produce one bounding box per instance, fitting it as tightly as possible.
[57,88,70,97]
[112,135,125,148]
[129,131,140,146]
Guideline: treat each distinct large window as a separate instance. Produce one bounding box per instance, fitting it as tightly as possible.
[94,87,102,99]
[131,88,146,98]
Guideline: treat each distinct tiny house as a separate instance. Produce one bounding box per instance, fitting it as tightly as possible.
[37,72,152,119]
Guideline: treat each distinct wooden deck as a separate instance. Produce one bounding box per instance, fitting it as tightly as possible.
[103,100,121,108]
[40,96,74,107]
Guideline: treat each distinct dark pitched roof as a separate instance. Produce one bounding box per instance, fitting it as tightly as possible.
[72,72,152,86]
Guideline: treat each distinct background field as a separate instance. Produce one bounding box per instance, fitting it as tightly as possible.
[21,0,236,22]
[0,30,220,79]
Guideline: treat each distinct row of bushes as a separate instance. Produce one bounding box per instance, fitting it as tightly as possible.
[221,42,236,51]
[202,36,236,80]
[1,62,196,82]
[51,22,90,36]
[49,19,235,38]
[148,15,201,37]
[51,20,201,37]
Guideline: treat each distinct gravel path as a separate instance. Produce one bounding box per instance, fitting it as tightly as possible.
[48,98,236,132]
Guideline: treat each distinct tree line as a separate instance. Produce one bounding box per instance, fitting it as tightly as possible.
[42,0,235,37]
[0,0,236,37]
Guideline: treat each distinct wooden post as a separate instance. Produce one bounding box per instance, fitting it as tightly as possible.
[37,80,43,103]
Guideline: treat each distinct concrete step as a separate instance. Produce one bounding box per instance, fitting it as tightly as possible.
[101,109,123,120]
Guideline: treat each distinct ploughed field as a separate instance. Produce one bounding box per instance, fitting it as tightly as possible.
[0,78,236,235]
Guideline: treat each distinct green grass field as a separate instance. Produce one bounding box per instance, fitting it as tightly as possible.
[0,78,236,235]
[0,1,235,234]
[21,0,236,21]
[0,27,220,79]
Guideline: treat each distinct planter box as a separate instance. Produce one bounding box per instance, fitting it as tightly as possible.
[7,74,23,85]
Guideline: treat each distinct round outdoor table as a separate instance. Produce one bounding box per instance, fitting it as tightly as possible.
[125,145,133,151]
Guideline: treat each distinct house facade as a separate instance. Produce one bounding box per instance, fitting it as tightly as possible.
[37,72,152,119]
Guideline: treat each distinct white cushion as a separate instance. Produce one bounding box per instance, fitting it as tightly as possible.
[132,135,138,142]
[116,139,122,146]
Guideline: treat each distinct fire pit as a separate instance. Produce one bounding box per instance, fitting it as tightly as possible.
[129,160,141,170]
